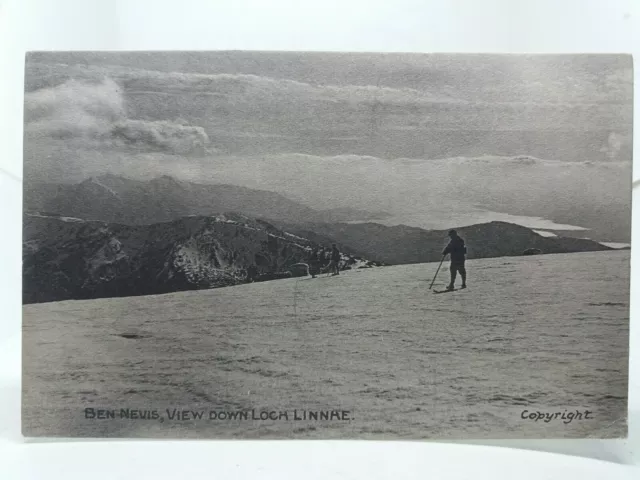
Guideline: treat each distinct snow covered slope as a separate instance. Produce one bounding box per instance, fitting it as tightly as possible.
[22,250,629,439]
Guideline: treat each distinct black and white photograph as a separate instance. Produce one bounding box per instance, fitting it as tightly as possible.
[21,51,631,439]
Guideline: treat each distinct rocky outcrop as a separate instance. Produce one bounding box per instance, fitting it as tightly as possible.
[23,213,374,304]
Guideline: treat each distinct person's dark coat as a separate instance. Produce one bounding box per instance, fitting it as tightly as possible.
[443,236,466,264]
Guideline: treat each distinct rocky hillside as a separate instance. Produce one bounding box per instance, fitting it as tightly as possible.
[23,213,376,304]
[275,220,613,265]
[23,174,388,226]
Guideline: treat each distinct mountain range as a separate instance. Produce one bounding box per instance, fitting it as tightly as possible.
[23,174,614,303]
[23,213,378,304]
[272,220,613,265]
[23,174,389,226]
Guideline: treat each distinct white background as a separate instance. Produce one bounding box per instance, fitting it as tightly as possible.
[1,0,639,478]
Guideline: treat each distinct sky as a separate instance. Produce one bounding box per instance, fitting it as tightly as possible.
[23,52,633,241]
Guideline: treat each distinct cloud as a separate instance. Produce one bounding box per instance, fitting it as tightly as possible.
[24,60,633,144]
[24,77,212,155]
[25,62,461,107]
[123,67,460,105]
[25,78,125,138]
[111,119,210,155]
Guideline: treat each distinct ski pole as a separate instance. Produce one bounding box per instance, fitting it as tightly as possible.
[429,254,446,289]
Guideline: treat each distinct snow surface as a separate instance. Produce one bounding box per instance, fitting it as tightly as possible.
[600,242,631,249]
[88,177,121,199]
[28,213,85,222]
[532,230,557,238]
[22,250,629,439]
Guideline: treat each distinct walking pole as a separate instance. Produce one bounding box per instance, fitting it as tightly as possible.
[429,254,446,290]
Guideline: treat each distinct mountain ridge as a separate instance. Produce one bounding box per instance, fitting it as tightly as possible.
[22,212,378,304]
[271,219,613,265]
[23,174,390,226]
[22,174,616,304]
[23,209,613,305]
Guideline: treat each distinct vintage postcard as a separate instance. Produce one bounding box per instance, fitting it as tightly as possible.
[22,52,631,438]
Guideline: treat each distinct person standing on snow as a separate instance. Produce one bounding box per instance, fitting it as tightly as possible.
[307,247,319,278]
[318,247,327,269]
[442,229,467,291]
[329,243,341,276]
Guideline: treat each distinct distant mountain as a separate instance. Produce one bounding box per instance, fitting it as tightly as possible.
[313,208,391,223]
[23,174,388,226]
[273,220,613,265]
[23,213,378,304]
[23,175,615,304]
